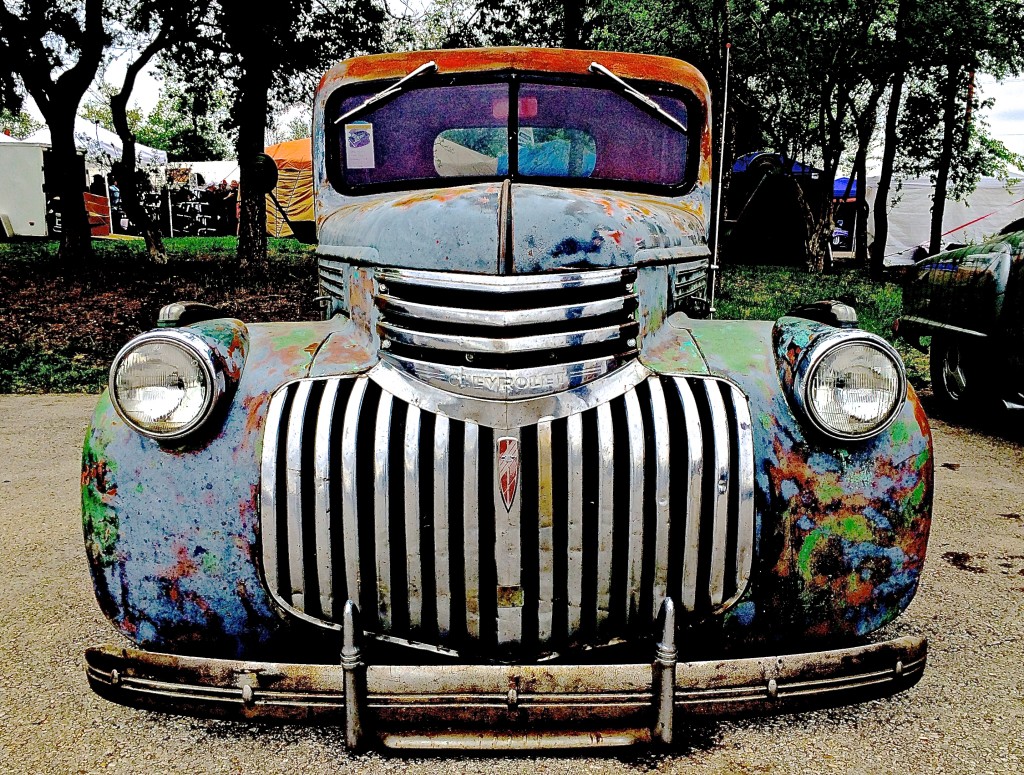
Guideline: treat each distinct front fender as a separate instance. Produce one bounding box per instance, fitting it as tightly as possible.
[82,318,374,658]
[650,316,933,645]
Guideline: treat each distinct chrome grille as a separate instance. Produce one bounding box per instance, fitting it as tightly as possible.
[260,373,754,659]
[375,267,639,374]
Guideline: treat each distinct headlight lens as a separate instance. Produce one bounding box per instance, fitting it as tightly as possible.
[110,334,218,438]
[802,337,906,440]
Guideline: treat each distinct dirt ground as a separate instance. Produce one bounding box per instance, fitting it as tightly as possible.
[0,393,1021,774]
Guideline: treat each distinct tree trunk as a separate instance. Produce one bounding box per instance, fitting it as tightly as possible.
[45,113,93,265]
[872,70,904,278]
[929,64,961,255]
[110,35,168,264]
[562,1,583,48]
[236,64,271,272]
[850,85,883,267]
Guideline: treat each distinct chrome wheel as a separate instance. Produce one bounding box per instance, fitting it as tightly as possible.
[939,344,968,402]
[930,336,977,410]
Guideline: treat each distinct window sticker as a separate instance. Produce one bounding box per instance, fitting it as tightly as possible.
[345,122,375,169]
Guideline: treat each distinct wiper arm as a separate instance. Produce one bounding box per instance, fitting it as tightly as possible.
[588,61,688,134]
[334,60,438,125]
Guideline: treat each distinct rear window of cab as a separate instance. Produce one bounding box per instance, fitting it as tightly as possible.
[326,73,698,194]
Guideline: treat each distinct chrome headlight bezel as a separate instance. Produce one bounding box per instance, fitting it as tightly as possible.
[108,329,224,440]
[793,331,908,442]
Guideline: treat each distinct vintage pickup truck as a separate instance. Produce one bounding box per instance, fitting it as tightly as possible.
[83,48,933,750]
[895,226,1024,413]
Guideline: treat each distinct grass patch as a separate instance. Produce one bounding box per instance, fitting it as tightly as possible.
[0,344,107,393]
[716,262,929,389]
[1,239,928,393]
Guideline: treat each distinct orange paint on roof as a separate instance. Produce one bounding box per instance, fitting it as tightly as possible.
[317,47,709,104]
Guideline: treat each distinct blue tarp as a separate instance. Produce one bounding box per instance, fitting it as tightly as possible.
[833,177,857,198]
[731,152,822,176]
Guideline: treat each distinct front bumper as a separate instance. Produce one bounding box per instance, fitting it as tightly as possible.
[85,633,926,750]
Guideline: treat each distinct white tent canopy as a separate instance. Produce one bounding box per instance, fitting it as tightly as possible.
[25,117,168,167]
[167,160,240,188]
[866,174,1024,265]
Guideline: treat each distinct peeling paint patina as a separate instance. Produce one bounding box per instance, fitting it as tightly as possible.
[82,319,346,657]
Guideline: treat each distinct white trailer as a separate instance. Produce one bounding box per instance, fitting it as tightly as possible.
[0,139,49,237]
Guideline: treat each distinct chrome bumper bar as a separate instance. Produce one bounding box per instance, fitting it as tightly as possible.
[85,601,926,750]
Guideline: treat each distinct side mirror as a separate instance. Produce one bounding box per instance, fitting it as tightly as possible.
[253,153,279,194]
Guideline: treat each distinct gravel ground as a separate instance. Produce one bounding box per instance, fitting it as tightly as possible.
[0,393,1021,775]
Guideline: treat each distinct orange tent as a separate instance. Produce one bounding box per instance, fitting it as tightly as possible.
[265,138,313,239]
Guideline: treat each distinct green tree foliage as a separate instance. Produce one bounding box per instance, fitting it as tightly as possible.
[80,82,143,133]
[162,0,387,270]
[0,108,43,139]
[134,83,235,161]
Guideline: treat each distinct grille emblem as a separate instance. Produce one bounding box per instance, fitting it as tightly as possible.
[497,437,520,512]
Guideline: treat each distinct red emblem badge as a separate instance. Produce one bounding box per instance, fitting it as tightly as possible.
[497,437,520,512]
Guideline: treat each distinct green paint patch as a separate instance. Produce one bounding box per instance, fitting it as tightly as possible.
[201,552,222,575]
[889,420,910,446]
[815,481,844,504]
[822,514,873,542]
[82,459,119,568]
[192,319,247,352]
[797,529,827,578]
[269,324,328,352]
[915,447,931,471]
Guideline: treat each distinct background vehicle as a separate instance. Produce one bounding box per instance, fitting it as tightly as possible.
[896,225,1024,412]
[82,48,933,750]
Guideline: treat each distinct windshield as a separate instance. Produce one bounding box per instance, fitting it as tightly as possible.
[330,77,691,191]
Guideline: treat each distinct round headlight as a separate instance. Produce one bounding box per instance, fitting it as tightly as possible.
[109,332,219,439]
[801,336,906,440]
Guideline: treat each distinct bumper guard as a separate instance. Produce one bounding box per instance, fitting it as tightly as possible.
[85,600,926,750]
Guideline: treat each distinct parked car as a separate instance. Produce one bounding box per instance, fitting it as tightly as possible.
[82,48,933,750]
[895,224,1024,413]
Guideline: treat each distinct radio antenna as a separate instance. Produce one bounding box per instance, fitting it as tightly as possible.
[707,41,731,321]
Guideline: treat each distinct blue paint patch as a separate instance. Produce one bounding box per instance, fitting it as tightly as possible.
[731,601,756,626]
[781,480,800,501]
[863,506,892,530]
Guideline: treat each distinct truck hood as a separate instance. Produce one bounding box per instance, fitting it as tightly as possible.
[316,182,709,273]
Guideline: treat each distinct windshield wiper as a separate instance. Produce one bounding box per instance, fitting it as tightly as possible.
[588,61,688,134]
[334,60,438,125]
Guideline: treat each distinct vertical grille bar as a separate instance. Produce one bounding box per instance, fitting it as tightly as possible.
[373,392,395,628]
[404,406,423,630]
[595,403,615,629]
[646,378,671,619]
[340,379,368,607]
[433,415,452,638]
[259,388,288,594]
[565,413,584,637]
[732,385,756,589]
[463,421,481,640]
[313,379,340,618]
[536,420,555,645]
[495,429,523,647]
[285,380,313,611]
[672,377,704,611]
[704,381,732,607]
[260,373,756,659]
[622,389,646,621]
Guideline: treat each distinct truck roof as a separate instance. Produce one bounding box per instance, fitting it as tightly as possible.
[317,47,710,106]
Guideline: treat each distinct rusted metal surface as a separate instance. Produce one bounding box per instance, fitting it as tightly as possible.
[84,632,926,748]
[83,319,350,656]
[83,46,935,745]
